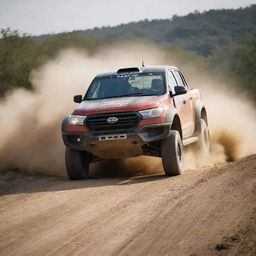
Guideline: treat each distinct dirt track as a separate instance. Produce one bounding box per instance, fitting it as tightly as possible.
[0,155,255,256]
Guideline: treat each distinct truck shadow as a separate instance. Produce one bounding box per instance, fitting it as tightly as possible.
[0,170,169,196]
[0,157,168,195]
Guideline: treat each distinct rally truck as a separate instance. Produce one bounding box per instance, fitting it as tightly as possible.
[61,66,209,180]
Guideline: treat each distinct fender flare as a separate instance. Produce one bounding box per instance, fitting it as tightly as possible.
[165,106,183,138]
[165,106,178,123]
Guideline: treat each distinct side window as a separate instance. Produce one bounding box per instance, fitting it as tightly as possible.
[172,70,186,87]
[179,71,188,86]
[168,71,177,90]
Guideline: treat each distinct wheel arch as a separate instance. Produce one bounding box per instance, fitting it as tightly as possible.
[171,115,183,139]
[201,107,208,125]
[165,107,183,139]
[195,100,208,134]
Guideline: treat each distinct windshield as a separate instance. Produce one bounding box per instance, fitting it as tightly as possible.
[85,72,166,100]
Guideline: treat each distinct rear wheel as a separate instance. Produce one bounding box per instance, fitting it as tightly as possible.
[65,147,89,180]
[161,130,184,176]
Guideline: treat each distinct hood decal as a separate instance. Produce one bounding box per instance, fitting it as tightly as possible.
[101,100,130,109]
[73,95,168,115]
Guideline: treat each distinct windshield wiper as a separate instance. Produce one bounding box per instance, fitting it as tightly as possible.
[118,92,144,97]
[86,92,151,100]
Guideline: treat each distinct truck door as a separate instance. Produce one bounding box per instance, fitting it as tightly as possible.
[171,70,194,138]
[179,70,195,134]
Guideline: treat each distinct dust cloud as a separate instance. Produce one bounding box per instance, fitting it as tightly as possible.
[91,157,162,178]
[0,43,255,177]
[184,77,256,170]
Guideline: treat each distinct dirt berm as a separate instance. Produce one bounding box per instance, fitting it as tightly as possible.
[0,155,256,256]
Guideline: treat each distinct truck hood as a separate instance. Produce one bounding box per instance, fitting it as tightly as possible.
[72,95,168,115]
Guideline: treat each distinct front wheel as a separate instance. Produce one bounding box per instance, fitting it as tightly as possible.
[161,130,184,176]
[65,147,89,180]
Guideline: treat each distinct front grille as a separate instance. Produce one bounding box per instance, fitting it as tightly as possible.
[85,112,141,131]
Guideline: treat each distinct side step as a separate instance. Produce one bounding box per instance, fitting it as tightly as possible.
[182,136,199,146]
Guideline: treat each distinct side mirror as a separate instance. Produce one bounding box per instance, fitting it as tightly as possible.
[73,95,82,103]
[174,86,187,96]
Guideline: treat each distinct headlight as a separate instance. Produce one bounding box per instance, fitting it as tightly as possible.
[68,115,87,126]
[138,107,164,119]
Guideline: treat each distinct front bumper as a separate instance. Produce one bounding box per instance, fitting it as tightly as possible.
[62,123,171,159]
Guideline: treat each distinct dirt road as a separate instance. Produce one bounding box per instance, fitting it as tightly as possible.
[0,155,255,256]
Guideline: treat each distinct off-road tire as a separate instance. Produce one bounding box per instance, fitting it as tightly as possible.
[197,119,210,153]
[65,147,89,180]
[161,130,184,176]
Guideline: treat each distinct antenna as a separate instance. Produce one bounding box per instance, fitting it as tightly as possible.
[142,58,145,67]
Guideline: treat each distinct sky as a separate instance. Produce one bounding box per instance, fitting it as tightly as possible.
[0,0,255,36]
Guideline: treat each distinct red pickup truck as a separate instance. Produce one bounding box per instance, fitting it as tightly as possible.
[62,66,209,180]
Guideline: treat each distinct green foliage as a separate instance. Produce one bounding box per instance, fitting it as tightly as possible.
[0,28,102,97]
[233,34,256,79]
[0,28,41,95]
[232,34,256,100]
[82,5,256,57]
[39,32,102,57]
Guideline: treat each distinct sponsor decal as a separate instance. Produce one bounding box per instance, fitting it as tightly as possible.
[101,102,130,108]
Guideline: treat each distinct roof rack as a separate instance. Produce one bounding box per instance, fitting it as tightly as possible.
[117,67,140,73]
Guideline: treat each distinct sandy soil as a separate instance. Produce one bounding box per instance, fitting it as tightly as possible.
[0,155,255,256]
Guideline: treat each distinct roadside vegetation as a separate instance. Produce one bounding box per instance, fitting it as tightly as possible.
[0,5,255,100]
